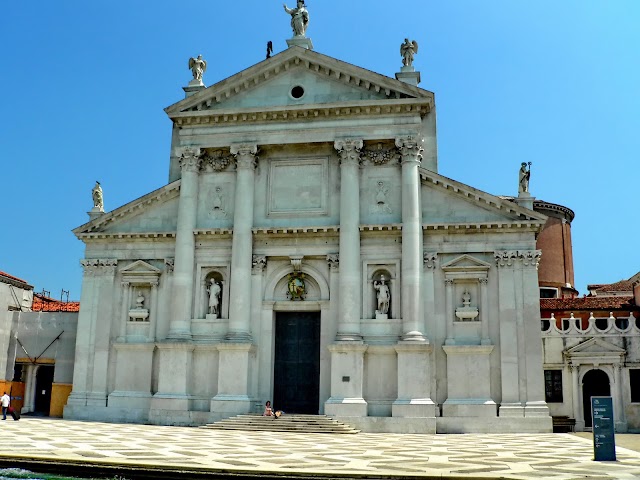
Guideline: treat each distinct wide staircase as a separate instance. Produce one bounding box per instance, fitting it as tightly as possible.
[202,414,360,434]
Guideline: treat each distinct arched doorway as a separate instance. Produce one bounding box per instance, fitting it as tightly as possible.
[582,369,610,428]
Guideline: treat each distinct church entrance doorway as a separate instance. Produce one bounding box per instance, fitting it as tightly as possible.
[34,365,54,415]
[582,369,610,428]
[273,311,320,414]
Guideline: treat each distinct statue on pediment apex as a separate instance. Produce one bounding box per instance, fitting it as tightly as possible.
[92,181,104,211]
[188,54,207,82]
[400,38,418,67]
[519,162,531,194]
[284,1,309,37]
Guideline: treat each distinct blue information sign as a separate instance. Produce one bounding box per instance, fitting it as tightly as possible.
[591,396,616,461]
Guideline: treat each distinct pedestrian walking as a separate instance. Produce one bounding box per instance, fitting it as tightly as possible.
[1,392,10,420]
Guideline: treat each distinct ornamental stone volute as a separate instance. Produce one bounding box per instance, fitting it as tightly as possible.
[80,259,118,276]
[395,135,424,165]
[423,252,438,269]
[230,143,259,170]
[334,138,363,166]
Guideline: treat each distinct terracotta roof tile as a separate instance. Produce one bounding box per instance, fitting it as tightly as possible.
[31,300,80,313]
[540,296,637,310]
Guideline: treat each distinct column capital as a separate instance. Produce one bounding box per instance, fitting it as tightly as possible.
[395,135,424,164]
[177,146,203,173]
[494,250,518,268]
[519,249,542,269]
[230,143,259,170]
[164,258,175,274]
[444,278,454,286]
[334,138,363,166]
[423,252,438,269]
[252,255,267,274]
[326,253,339,270]
[80,259,118,276]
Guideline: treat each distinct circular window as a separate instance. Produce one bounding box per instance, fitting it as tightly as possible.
[290,85,305,99]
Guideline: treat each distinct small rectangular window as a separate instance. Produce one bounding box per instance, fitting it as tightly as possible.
[631,369,640,402]
[540,287,558,299]
[544,370,563,403]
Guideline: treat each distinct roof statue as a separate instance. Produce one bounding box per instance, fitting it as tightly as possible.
[188,54,207,84]
[519,162,531,195]
[92,181,104,212]
[283,1,309,37]
[266,41,273,59]
[400,39,418,67]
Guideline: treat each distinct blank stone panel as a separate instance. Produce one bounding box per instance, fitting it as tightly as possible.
[268,157,328,217]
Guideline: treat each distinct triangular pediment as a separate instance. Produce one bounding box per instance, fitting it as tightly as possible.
[420,168,547,227]
[165,47,433,117]
[73,181,181,238]
[120,260,161,275]
[441,254,492,272]
[565,337,626,356]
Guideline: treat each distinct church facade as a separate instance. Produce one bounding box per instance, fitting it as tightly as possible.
[65,38,551,433]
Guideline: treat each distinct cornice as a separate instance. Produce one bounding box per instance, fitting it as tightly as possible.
[169,98,431,127]
[76,232,176,241]
[422,222,543,233]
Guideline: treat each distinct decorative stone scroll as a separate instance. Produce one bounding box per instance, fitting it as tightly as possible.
[164,258,175,274]
[494,250,518,268]
[252,255,267,274]
[202,149,234,172]
[334,138,363,166]
[423,252,438,269]
[520,250,542,269]
[362,143,400,166]
[80,259,118,276]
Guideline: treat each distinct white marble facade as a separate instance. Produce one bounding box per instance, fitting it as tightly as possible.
[65,46,552,433]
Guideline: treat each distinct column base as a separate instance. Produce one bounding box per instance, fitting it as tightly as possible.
[150,393,191,411]
[401,331,428,342]
[335,333,363,342]
[210,394,253,418]
[324,397,367,417]
[86,392,107,407]
[392,399,437,417]
[443,399,497,417]
[499,403,525,417]
[524,401,550,417]
[225,331,253,342]
[65,391,88,407]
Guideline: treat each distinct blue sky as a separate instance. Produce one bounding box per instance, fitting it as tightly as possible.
[2,1,638,300]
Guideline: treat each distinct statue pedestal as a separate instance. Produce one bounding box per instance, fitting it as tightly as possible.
[287,36,314,50]
[183,83,205,98]
[375,312,388,321]
[395,69,421,86]
[205,313,218,321]
[515,193,534,210]
[87,206,105,220]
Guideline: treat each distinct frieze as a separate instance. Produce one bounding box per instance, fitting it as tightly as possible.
[494,250,542,268]
[520,250,542,269]
[80,259,118,276]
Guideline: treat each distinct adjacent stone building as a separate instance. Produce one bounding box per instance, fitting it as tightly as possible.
[64,32,551,432]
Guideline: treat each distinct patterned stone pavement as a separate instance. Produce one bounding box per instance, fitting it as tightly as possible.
[0,418,639,479]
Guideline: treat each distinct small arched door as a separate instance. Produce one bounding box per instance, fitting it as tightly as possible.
[582,369,610,428]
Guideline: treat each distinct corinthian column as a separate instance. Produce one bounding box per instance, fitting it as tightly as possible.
[334,138,363,341]
[227,143,258,342]
[396,136,426,341]
[167,147,202,340]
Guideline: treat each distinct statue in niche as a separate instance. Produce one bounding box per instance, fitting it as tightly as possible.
[373,275,390,315]
[92,181,104,211]
[283,1,309,37]
[188,54,207,82]
[400,38,419,67]
[207,280,222,315]
[518,162,531,194]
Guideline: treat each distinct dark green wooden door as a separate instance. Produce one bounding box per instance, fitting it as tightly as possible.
[273,312,320,414]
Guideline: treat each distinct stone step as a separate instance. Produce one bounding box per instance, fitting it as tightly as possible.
[201,414,360,434]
